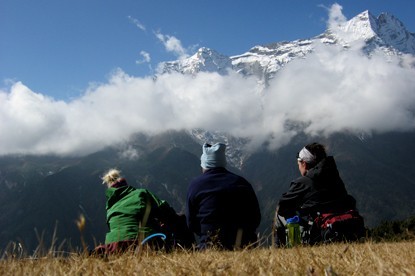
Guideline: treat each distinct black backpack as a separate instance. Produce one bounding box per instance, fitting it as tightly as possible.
[148,202,195,251]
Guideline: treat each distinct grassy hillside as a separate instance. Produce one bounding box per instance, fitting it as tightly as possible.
[1,241,414,275]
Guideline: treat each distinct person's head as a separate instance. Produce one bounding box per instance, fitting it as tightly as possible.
[101,168,122,188]
[296,143,327,176]
[200,143,227,172]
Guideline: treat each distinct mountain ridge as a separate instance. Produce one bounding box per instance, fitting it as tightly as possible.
[159,10,415,83]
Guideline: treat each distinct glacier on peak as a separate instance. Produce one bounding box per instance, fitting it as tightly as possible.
[334,10,378,42]
[158,10,414,81]
[331,10,415,54]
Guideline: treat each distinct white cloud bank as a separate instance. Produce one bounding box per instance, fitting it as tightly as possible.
[262,44,415,149]
[1,6,415,156]
[0,71,263,155]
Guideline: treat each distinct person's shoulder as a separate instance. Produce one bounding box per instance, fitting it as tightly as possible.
[190,172,206,182]
[236,173,251,184]
[291,175,312,186]
[136,187,157,195]
[322,156,337,168]
[129,187,153,198]
[225,170,254,186]
[188,174,207,189]
[221,168,242,177]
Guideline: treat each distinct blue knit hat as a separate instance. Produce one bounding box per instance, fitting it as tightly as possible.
[200,143,227,169]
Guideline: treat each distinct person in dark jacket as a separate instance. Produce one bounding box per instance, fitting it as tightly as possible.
[94,168,193,254]
[186,143,261,250]
[274,143,363,246]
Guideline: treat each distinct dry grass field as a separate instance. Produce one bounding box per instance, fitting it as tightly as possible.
[1,241,414,275]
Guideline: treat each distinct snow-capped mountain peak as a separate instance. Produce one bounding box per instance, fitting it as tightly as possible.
[332,10,415,53]
[158,10,414,81]
[157,47,232,75]
[335,10,378,41]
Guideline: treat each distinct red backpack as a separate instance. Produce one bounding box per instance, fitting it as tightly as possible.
[314,209,365,242]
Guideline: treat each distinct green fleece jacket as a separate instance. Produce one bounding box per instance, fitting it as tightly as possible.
[105,180,170,244]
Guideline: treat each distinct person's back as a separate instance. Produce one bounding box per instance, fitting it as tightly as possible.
[277,155,355,219]
[275,143,364,246]
[105,183,165,244]
[95,168,194,254]
[186,143,261,250]
[187,167,261,249]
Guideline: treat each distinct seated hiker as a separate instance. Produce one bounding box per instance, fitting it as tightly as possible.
[186,143,261,250]
[274,143,365,246]
[93,168,194,255]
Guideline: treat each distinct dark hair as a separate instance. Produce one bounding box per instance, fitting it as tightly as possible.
[304,142,327,166]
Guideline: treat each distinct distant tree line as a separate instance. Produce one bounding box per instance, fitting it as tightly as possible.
[368,215,415,241]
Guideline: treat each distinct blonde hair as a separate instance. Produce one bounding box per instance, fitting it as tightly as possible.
[101,168,122,187]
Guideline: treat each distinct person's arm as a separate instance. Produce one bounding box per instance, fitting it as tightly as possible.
[186,186,200,235]
[277,179,308,218]
[248,184,261,228]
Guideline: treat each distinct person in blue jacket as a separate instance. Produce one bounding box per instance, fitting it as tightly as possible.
[186,143,261,250]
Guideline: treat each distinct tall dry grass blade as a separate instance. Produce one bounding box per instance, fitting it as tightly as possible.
[47,221,59,257]
[33,227,46,258]
[75,214,87,254]
[1,242,24,260]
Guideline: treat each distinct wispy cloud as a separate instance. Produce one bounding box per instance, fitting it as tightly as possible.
[155,32,188,58]
[136,51,151,64]
[128,15,146,31]
[127,16,190,61]
[327,3,347,29]
[1,5,415,156]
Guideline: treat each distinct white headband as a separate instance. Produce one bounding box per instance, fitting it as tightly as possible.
[298,147,316,163]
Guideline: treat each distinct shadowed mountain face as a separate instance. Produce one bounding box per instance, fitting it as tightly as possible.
[0,131,202,252]
[1,130,415,252]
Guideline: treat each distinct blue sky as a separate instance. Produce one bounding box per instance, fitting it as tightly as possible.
[1,0,414,100]
[1,1,415,157]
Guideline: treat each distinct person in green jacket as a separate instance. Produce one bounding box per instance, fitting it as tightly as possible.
[94,168,193,254]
